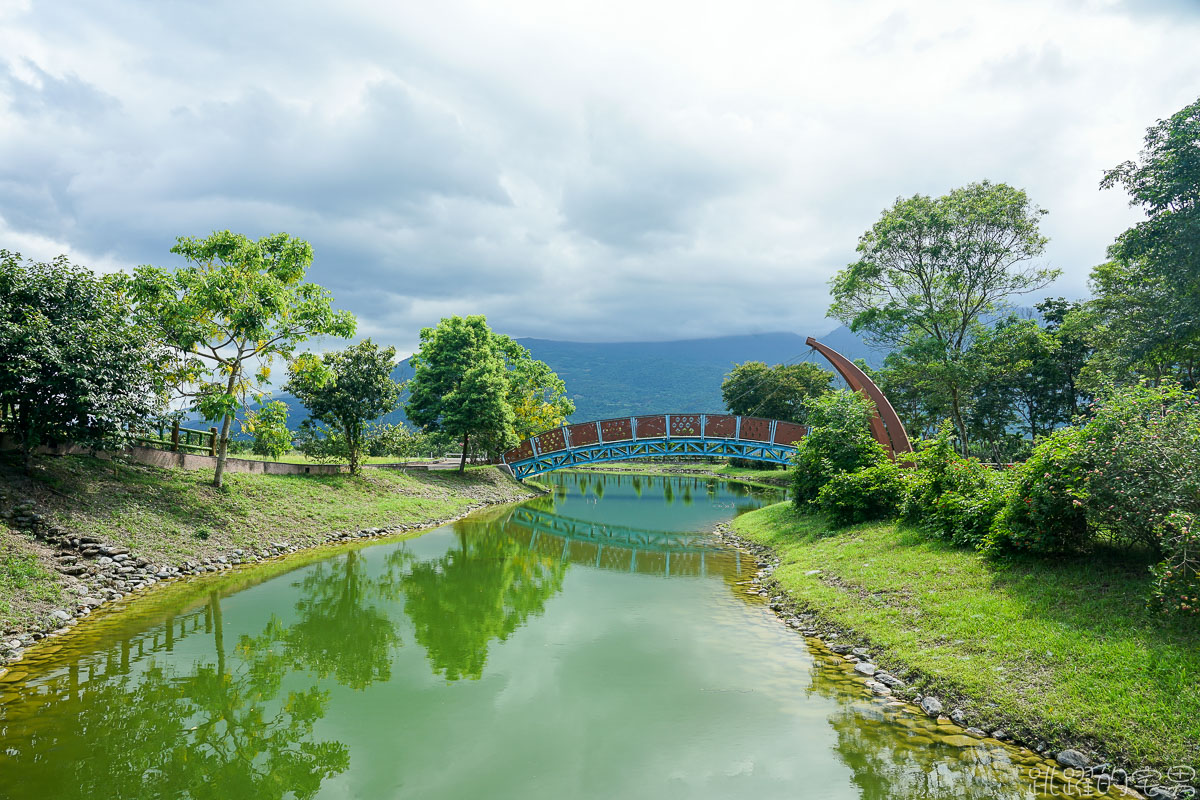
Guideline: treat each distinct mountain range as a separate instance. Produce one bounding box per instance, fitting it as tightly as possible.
[253,326,876,432]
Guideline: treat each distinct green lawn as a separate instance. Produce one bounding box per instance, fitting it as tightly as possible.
[733,502,1200,770]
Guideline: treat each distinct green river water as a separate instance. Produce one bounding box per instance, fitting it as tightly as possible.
[0,472,1113,799]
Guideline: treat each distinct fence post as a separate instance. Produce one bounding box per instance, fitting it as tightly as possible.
[171,420,180,452]
[209,427,218,457]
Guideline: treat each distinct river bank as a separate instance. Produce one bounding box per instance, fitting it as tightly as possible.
[0,455,537,651]
[569,460,790,488]
[728,501,1200,787]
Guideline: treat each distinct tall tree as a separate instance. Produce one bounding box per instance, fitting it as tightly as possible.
[285,339,402,473]
[0,251,165,473]
[1101,95,1200,346]
[829,181,1056,450]
[406,315,571,472]
[132,231,355,487]
[720,361,833,422]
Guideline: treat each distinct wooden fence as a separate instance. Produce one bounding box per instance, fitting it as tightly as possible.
[133,420,219,457]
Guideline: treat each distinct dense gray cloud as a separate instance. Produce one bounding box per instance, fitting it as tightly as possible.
[2,0,1199,356]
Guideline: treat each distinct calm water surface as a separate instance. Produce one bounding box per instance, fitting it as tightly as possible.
[0,473,1107,799]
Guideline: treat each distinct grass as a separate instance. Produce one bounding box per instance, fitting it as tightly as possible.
[0,530,62,627]
[733,501,1200,770]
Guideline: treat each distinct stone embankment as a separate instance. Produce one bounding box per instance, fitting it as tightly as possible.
[713,522,1175,800]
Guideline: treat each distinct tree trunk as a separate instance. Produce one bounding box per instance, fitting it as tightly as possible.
[949,385,970,456]
[345,422,359,474]
[212,369,240,489]
[459,432,469,474]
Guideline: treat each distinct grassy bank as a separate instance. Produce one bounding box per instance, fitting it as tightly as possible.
[0,455,532,632]
[733,502,1200,770]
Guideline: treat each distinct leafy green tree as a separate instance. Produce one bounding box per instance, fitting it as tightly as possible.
[246,400,291,460]
[721,361,833,422]
[0,251,165,473]
[285,339,401,473]
[406,315,571,472]
[830,181,1056,450]
[791,389,886,508]
[132,231,355,488]
[1101,95,1200,348]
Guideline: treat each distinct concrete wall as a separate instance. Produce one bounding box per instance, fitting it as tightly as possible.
[1,436,348,475]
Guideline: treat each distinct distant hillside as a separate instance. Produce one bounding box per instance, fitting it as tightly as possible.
[255,326,874,431]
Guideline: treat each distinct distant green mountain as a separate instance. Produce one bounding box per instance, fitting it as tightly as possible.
[256,327,874,431]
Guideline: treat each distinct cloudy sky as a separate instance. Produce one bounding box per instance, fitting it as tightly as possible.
[2,0,1199,354]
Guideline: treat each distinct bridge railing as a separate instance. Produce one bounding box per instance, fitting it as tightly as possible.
[503,414,808,464]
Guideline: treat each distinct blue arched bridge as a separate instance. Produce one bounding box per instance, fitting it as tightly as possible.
[500,338,914,481]
[502,414,808,480]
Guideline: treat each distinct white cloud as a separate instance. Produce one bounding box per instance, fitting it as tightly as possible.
[1,0,1198,343]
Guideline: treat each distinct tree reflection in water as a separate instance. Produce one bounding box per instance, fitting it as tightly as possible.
[245,549,402,690]
[0,591,349,800]
[399,516,566,681]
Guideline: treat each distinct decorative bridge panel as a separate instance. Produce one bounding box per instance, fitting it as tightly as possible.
[568,422,600,447]
[533,428,566,455]
[502,413,809,480]
[738,417,772,442]
[599,418,632,442]
[773,421,807,446]
[634,415,665,438]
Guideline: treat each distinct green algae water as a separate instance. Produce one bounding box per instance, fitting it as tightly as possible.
[0,473,1113,799]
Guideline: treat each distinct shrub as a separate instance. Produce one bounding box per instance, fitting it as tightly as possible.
[901,423,1012,548]
[1150,511,1200,616]
[246,401,292,460]
[1076,382,1200,549]
[792,390,887,507]
[984,426,1090,555]
[817,461,906,526]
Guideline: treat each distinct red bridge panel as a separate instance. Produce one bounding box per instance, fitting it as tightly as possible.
[634,415,665,438]
[739,417,772,442]
[704,415,736,438]
[670,414,702,437]
[599,418,633,442]
[773,421,807,446]
[534,428,567,454]
[568,422,600,447]
[505,440,533,462]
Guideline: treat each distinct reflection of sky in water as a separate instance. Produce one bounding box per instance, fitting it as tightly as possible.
[543,471,781,531]
[0,473,1091,800]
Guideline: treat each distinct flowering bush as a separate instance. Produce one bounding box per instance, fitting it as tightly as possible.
[791,390,887,508]
[817,461,906,526]
[1151,512,1200,615]
[984,426,1090,555]
[901,423,1011,548]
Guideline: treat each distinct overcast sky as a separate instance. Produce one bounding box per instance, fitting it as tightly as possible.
[3,0,1199,355]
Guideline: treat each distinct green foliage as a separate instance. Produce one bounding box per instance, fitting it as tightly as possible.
[721,361,833,422]
[986,426,1090,555]
[406,315,572,472]
[0,250,165,471]
[131,231,355,486]
[900,424,1011,548]
[285,339,401,473]
[246,401,291,460]
[816,461,905,526]
[791,390,886,507]
[1150,511,1200,616]
[1101,96,1200,354]
[830,181,1056,449]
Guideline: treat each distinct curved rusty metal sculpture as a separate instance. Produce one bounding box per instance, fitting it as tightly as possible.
[806,336,913,460]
